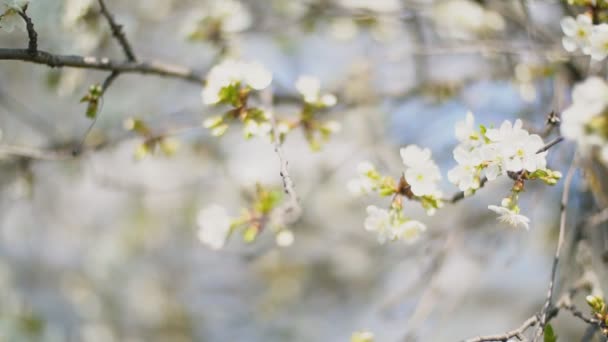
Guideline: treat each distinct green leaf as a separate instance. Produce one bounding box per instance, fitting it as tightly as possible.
[544,323,557,342]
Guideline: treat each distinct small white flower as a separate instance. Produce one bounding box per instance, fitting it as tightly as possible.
[202,60,272,105]
[364,205,392,244]
[295,75,337,106]
[244,120,271,138]
[296,75,321,103]
[357,161,374,174]
[211,0,252,33]
[347,177,374,196]
[455,111,477,145]
[488,205,530,230]
[447,146,481,191]
[400,145,442,197]
[561,77,608,160]
[276,230,295,247]
[503,134,547,172]
[392,220,426,244]
[197,204,232,250]
[590,24,608,61]
[347,161,376,195]
[485,119,528,144]
[561,15,593,53]
[0,0,28,33]
[242,62,272,90]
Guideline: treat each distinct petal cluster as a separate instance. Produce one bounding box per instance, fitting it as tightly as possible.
[448,112,548,192]
[197,204,232,250]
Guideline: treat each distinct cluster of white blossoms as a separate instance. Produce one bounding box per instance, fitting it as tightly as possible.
[561,76,608,164]
[561,14,608,60]
[202,59,272,105]
[447,112,547,192]
[447,112,560,230]
[364,205,426,245]
[0,0,28,33]
[349,145,442,244]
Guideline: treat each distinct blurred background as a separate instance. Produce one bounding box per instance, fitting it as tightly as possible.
[0,0,603,341]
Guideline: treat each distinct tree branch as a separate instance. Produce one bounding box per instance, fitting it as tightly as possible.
[17,5,37,54]
[0,49,205,84]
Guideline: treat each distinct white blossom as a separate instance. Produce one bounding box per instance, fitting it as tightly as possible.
[363,205,426,244]
[447,146,481,191]
[400,145,442,197]
[561,15,593,53]
[197,205,232,250]
[347,161,376,196]
[486,119,547,173]
[295,75,337,106]
[364,205,392,244]
[210,0,252,33]
[488,205,530,230]
[455,111,478,146]
[561,77,608,164]
[392,220,426,244]
[0,0,28,33]
[202,60,272,105]
[449,113,550,191]
[276,230,295,247]
[590,24,608,61]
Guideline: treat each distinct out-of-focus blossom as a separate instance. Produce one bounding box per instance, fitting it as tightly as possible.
[488,205,530,230]
[433,0,504,38]
[590,24,608,61]
[295,75,337,107]
[347,161,376,196]
[197,205,232,250]
[561,76,608,164]
[202,59,272,105]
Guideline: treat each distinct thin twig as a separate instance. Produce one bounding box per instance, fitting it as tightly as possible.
[463,315,540,342]
[261,88,302,225]
[536,136,564,154]
[97,0,137,62]
[533,159,577,341]
[17,5,37,54]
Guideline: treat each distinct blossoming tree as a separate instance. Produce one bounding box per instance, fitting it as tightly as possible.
[1,0,608,341]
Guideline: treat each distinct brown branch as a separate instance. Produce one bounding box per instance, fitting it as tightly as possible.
[17,5,37,54]
[97,0,137,62]
[0,49,205,83]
